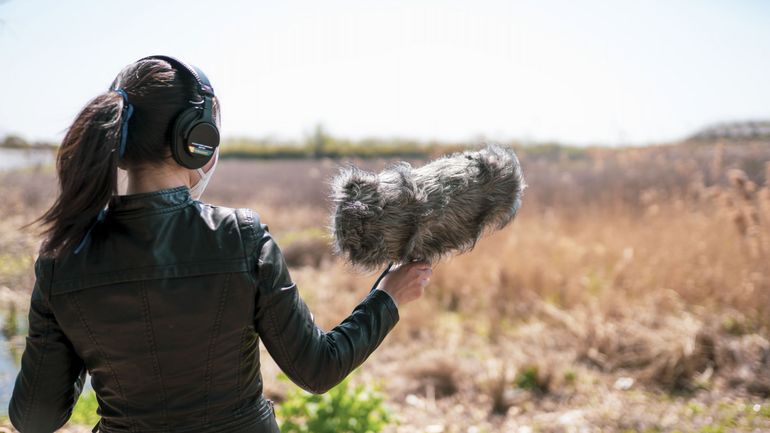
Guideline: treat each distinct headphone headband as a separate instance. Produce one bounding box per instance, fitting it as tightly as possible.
[139,55,215,97]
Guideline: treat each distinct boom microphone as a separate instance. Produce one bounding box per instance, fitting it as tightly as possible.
[330,144,525,270]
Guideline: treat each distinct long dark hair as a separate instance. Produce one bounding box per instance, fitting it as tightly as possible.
[36,58,216,257]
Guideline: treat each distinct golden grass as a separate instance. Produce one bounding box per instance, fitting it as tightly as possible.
[1,141,769,432]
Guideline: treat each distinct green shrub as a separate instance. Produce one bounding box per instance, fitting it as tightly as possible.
[68,389,100,425]
[1,306,18,340]
[277,375,391,433]
[515,364,551,394]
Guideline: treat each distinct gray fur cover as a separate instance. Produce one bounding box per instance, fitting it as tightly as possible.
[330,144,525,270]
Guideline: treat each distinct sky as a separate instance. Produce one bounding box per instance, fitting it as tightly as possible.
[0,0,768,146]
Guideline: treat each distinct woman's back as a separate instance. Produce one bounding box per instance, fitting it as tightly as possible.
[47,188,270,431]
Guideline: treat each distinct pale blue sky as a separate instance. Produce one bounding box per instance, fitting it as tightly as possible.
[1,0,768,146]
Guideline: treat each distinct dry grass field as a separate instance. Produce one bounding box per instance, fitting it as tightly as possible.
[0,141,769,432]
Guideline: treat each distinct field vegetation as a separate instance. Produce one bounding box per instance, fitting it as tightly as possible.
[0,138,768,432]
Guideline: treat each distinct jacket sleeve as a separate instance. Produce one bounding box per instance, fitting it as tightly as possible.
[253,229,399,394]
[9,258,87,433]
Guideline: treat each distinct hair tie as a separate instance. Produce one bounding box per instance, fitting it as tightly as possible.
[114,88,134,159]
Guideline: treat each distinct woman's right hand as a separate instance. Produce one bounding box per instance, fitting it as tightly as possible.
[376,261,432,306]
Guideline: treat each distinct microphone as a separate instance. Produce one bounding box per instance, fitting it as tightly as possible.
[330,144,525,270]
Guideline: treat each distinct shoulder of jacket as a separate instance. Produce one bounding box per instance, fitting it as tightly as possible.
[32,253,56,298]
[228,207,276,253]
[195,203,277,259]
[194,202,262,231]
[230,208,266,234]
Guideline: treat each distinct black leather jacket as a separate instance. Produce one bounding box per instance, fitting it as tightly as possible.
[9,186,399,433]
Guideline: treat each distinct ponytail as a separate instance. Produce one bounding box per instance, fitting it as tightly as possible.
[37,91,126,257]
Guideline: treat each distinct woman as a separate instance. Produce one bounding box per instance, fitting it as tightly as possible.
[9,56,431,433]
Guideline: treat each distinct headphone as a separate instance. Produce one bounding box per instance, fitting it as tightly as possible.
[139,55,220,170]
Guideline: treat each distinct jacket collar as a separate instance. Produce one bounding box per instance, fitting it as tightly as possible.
[109,186,194,217]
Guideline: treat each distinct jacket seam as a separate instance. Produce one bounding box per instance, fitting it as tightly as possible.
[234,208,254,416]
[243,210,261,326]
[51,259,248,292]
[20,309,50,428]
[140,282,168,432]
[55,258,244,280]
[45,257,56,303]
[110,202,193,220]
[258,225,314,391]
[97,402,275,433]
[234,326,249,415]
[235,209,252,264]
[267,298,314,392]
[203,272,232,425]
[242,208,261,287]
[69,294,136,433]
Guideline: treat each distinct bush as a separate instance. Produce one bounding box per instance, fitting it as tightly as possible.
[277,375,391,433]
[515,364,551,395]
[69,389,100,425]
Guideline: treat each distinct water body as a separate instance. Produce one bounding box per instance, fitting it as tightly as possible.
[0,148,55,171]
[0,315,92,415]
[0,339,17,414]
[0,315,24,414]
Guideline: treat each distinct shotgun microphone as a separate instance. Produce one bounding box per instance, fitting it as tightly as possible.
[330,144,525,270]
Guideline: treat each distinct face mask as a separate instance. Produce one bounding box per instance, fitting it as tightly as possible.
[189,153,218,200]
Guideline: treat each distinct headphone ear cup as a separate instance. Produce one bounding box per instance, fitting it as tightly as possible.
[171,107,219,169]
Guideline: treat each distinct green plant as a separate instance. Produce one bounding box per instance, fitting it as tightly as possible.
[277,375,391,433]
[515,365,551,394]
[699,425,725,433]
[563,369,577,384]
[68,389,100,425]
[2,305,18,339]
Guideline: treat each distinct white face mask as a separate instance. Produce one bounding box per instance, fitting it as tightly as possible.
[189,154,218,200]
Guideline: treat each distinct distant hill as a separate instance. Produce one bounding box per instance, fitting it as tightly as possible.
[688,121,770,142]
